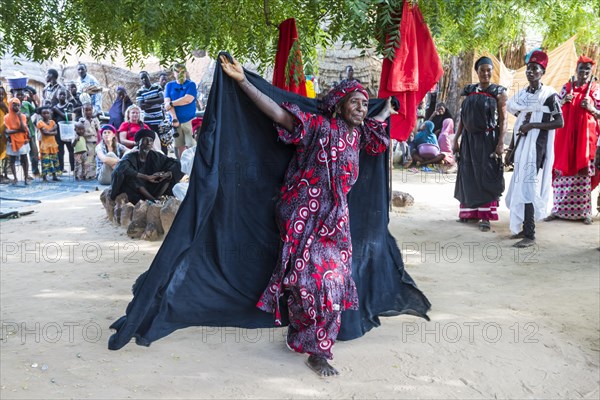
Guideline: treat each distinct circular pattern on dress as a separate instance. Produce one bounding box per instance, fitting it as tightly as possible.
[318,339,332,350]
[299,207,309,219]
[317,150,328,163]
[303,249,310,261]
[308,307,316,319]
[295,258,306,271]
[293,220,305,234]
[269,284,278,294]
[338,139,346,151]
[309,199,320,212]
[300,288,309,298]
[346,132,356,146]
[316,328,327,341]
[340,250,349,262]
[307,235,314,245]
[331,147,338,161]
[288,271,298,285]
[308,187,321,198]
[319,225,331,236]
[307,294,315,304]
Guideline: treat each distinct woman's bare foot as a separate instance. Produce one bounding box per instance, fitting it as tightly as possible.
[306,355,339,377]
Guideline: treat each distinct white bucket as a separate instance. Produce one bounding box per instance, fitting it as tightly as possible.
[58,121,76,141]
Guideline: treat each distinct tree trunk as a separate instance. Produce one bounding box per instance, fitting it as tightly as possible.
[439,51,474,118]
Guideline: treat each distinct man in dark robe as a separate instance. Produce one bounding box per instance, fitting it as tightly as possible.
[110,129,183,204]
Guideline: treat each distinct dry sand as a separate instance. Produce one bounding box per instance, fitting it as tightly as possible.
[1,169,599,399]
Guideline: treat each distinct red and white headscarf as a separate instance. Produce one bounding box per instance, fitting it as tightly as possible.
[319,80,368,117]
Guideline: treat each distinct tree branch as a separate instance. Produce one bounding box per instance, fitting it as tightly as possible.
[263,0,279,29]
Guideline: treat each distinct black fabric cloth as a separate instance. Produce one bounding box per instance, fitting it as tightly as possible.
[108,53,431,351]
[528,91,560,170]
[455,84,506,208]
[110,150,183,204]
[523,203,535,239]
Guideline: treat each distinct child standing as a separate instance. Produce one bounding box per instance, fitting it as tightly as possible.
[79,103,100,179]
[52,88,74,173]
[72,122,88,180]
[36,106,61,182]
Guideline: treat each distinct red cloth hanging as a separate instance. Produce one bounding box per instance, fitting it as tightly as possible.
[273,18,307,96]
[378,1,443,141]
[553,80,600,189]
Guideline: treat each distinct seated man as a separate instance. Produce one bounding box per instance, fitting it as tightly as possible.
[411,121,445,165]
[110,129,184,204]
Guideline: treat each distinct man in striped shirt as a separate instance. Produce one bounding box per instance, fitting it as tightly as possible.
[136,71,165,143]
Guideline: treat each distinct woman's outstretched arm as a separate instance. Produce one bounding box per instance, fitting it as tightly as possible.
[220,55,294,132]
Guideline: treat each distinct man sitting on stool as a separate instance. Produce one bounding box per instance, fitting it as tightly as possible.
[110,129,184,204]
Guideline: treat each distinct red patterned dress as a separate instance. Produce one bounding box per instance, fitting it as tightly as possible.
[256,103,388,359]
[551,80,600,220]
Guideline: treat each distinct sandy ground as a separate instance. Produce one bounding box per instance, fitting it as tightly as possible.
[1,169,599,399]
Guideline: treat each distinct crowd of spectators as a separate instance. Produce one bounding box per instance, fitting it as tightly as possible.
[1,63,202,189]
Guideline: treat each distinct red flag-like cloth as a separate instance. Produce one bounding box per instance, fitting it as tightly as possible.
[553,80,600,189]
[273,18,307,96]
[378,1,443,141]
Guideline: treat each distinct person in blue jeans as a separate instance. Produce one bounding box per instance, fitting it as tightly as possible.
[164,63,197,159]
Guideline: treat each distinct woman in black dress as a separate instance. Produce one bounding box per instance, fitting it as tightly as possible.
[453,57,507,232]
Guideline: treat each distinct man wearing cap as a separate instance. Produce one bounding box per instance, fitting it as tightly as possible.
[547,55,600,225]
[505,50,564,248]
[109,129,183,204]
[164,63,197,159]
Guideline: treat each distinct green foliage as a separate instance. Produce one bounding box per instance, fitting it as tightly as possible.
[284,39,304,86]
[0,0,598,70]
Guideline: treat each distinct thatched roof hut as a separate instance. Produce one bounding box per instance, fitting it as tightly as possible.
[0,57,58,96]
[316,45,383,97]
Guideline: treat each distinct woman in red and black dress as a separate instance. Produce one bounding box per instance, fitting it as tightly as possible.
[221,55,395,377]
